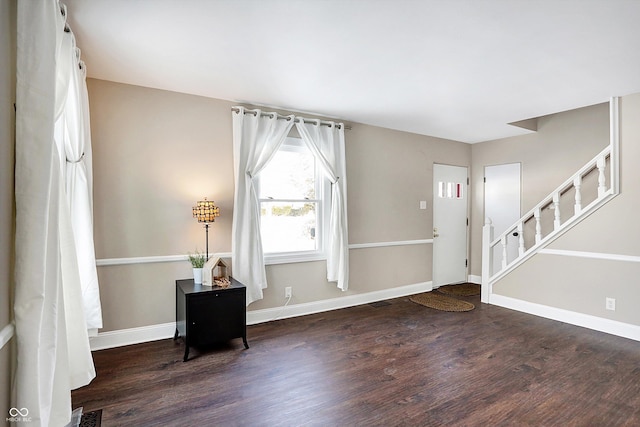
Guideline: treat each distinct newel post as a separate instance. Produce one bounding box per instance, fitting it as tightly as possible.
[481,217,494,304]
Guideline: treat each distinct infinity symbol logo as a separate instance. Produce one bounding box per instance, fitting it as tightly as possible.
[9,407,29,417]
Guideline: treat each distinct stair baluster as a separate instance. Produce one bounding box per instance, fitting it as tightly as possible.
[501,235,508,269]
[534,208,542,244]
[574,176,582,214]
[597,155,607,197]
[553,193,561,230]
[517,222,525,256]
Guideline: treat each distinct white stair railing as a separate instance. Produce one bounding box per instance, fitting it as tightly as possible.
[481,98,620,303]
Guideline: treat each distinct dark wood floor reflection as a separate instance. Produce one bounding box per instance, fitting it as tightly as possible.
[72,293,640,426]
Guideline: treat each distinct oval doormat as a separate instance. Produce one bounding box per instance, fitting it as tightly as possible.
[409,292,475,312]
[437,283,481,297]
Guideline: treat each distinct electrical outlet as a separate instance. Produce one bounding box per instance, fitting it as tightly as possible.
[606,297,616,311]
[285,286,292,298]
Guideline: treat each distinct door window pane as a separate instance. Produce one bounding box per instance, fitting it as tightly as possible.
[438,181,463,199]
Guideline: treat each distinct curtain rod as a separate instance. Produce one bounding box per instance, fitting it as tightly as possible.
[231,107,351,130]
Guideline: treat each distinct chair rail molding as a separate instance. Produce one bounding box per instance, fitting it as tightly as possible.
[539,248,640,264]
[96,253,233,267]
[96,240,433,267]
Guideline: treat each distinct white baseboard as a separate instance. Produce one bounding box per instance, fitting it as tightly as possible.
[90,322,176,351]
[468,275,481,284]
[247,281,431,325]
[90,281,432,351]
[490,294,640,342]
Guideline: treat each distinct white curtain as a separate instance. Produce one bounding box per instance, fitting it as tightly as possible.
[14,1,96,426]
[55,27,102,335]
[231,107,295,304]
[295,120,349,290]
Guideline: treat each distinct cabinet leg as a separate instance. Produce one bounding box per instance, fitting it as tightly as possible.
[173,328,179,340]
[183,346,190,362]
[243,336,249,349]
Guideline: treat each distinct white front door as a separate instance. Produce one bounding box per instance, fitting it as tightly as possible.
[484,163,521,276]
[432,164,468,287]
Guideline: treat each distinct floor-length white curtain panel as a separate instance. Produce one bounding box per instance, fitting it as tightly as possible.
[295,121,349,290]
[56,31,103,336]
[52,3,95,390]
[232,107,294,304]
[15,2,95,426]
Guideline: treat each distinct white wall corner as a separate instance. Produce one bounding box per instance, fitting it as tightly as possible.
[468,275,482,284]
[609,96,620,195]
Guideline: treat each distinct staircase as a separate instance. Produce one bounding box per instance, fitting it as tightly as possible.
[481,98,620,303]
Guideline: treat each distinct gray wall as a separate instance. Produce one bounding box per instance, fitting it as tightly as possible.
[492,93,640,326]
[87,77,631,335]
[0,0,16,418]
[88,79,470,332]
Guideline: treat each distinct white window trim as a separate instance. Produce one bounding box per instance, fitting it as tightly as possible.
[259,137,331,265]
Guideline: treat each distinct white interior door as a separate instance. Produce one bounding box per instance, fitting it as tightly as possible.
[484,163,521,275]
[433,164,468,287]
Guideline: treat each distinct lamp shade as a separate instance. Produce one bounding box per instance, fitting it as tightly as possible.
[192,198,220,223]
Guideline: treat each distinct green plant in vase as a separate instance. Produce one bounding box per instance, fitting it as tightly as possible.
[188,252,206,268]
[189,251,206,284]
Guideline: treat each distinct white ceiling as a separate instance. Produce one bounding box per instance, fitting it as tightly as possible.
[63,0,640,143]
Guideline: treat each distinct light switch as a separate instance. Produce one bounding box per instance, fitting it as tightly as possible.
[419,201,427,210]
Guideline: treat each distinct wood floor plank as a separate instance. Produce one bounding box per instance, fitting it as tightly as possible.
[72,294,640,426]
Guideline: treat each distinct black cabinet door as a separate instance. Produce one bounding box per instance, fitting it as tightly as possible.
[188,289,245,346]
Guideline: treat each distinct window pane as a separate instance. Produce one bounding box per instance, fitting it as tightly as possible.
[260,201,317,253]
[259,148,315,200]
[438,181,463,199]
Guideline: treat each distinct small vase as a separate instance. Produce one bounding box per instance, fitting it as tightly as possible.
[193,268,203,285]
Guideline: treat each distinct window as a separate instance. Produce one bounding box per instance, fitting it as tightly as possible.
[258,137,329,263]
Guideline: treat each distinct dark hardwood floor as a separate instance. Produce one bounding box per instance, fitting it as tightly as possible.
[72,293,640,426]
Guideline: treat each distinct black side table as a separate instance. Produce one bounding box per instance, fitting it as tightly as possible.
[174,278,249,361]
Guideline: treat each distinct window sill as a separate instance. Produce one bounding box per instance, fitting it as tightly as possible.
[264,252,326,266]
